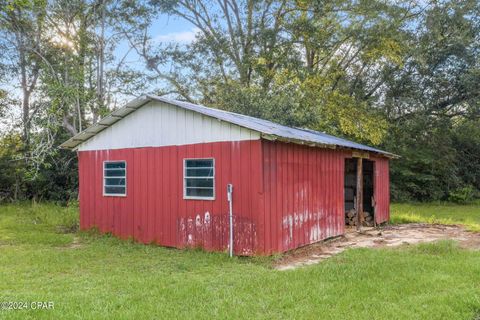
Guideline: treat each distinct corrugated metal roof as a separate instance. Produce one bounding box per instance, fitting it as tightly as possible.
[60,94,396,157]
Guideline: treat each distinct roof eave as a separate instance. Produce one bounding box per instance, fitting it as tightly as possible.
[261,134,398,159]
[59,95,152,150]
[59,94,399,159]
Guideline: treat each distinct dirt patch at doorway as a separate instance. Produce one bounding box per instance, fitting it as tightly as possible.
[274,223,480,271]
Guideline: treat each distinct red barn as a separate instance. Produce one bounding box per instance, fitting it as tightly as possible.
[61,95,395,255]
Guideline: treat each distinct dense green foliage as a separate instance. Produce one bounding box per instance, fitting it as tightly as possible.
[1,0,480,202]
[0,203,479,319]
[0,132,77,202]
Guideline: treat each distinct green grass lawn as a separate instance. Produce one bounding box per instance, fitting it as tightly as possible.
[391,201,480,231]
[1,203,480,319]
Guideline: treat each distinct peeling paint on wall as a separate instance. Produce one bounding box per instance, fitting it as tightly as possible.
[78,138,389,256]
[78,140,263,255]
[263,141,350,253]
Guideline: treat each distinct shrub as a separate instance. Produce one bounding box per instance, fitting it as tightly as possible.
[448,185,478,204]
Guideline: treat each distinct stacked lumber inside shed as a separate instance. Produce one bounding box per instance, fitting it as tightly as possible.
[345,209,374,227]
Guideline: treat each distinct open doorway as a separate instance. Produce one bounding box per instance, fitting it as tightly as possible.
[344,158,375,227]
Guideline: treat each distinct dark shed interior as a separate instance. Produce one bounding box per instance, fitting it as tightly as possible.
[344,158,374,226]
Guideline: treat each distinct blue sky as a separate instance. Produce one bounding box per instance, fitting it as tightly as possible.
[115,13,197,71]
[112,13,197,96]
[150,14,197,42]
[0,13,198,131]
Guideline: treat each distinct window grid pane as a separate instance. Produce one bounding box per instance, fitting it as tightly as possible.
[105,186,126,194]
[105,162,125,169]
[185,160,213,168]
[185,168,214,177]
[184,159,214,199]
[185,188,214,197]
[105,170,125,177]
[104,161,126,196]
[105,178,126,186]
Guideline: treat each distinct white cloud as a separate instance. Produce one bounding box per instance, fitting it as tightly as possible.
[153,28,201,44]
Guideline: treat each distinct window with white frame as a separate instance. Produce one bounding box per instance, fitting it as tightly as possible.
[104,161,126,196]
[184,158,215,199]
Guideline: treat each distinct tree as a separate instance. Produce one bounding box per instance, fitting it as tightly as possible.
[135,0,422,145]
[0,0,151,201]
[0,0,46,150]
[141,0,480,200]
[384,0,480,200]
[41,0,149,136]
[1,0,480,202]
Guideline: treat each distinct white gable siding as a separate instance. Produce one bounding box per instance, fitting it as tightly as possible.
[77,101,260,151]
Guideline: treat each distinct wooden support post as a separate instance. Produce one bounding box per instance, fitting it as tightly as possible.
[372,196,377,228]
[356,158,363,231]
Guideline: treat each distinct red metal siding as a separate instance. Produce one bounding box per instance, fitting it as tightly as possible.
[261,141,348,254]
[78,139,391,255]
[261,141,391,254]
[373,156,390,224]
[78,140,263,255]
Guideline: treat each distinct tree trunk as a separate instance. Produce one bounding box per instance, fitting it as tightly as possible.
[95,0,105,119]
[19,33,30,151]
[21,86,31,150]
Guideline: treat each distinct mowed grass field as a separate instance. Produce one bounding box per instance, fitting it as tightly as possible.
[391,201,480,231]
[1,203,480,319]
